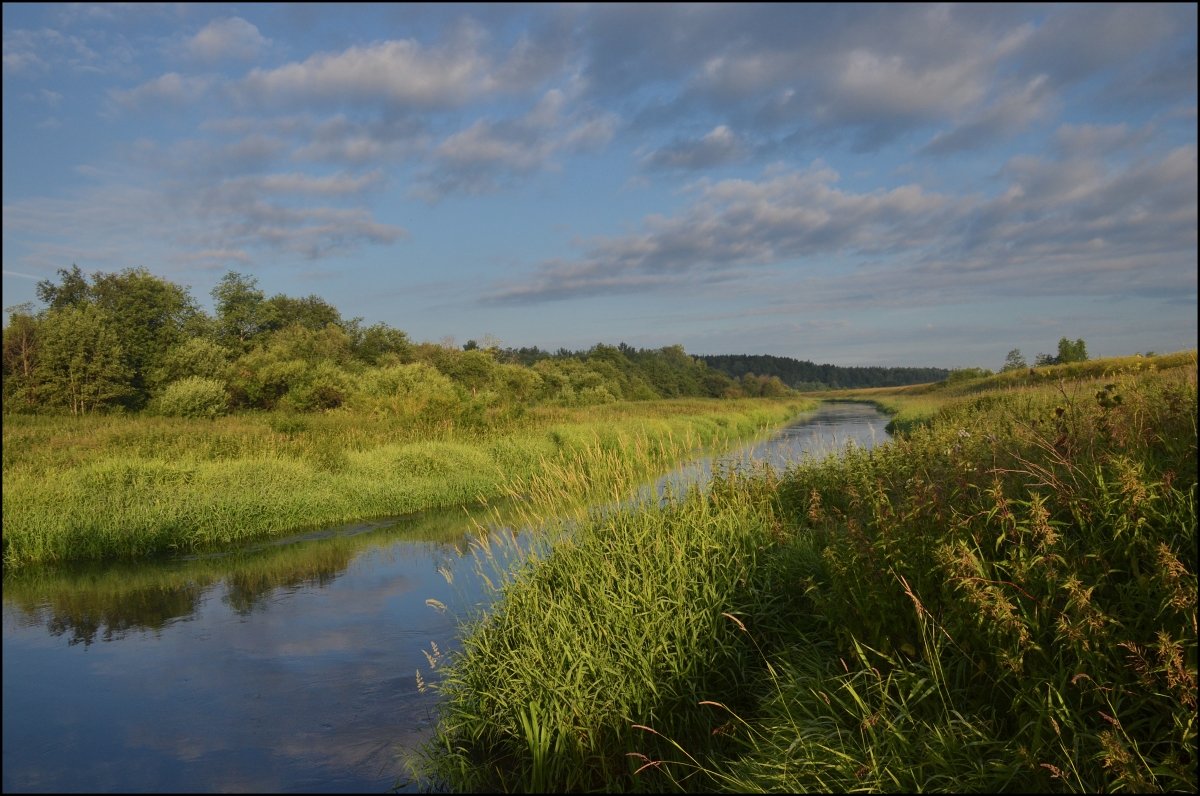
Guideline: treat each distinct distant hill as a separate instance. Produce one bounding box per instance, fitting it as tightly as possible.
[699,354,951,390]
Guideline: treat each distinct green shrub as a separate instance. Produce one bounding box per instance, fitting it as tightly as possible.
[281,361,352,411]
[153,377,229,418]
[148,338,232,391]
[347,362,464,422]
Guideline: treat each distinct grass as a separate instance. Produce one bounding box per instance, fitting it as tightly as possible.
[0,496,535,647]
[1,397,814,570]
[807,350,1196,434]
[411,351,1197,792]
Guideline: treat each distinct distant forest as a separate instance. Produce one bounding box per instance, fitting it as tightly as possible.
[2,266,956,418]
[2,266,796,418]
[699,354,950,390]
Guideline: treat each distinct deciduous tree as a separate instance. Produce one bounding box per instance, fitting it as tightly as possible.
[1057,337,1088,364]
[213,272,275,350]
[1001,349,1028,372]
[36,303,131,414]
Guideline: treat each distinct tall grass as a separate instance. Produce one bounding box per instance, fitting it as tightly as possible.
[811,350,1195,435]
[412,353,1196,792]
[411,460,785,792]
[2,398,812,570]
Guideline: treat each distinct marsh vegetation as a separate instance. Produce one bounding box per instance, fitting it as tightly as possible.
[412,352,1197,793]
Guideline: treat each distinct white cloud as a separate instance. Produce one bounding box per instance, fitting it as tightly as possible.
[239,38,490,109]
[255,170,385,195]
[414,90,617,199]
[173,248,253,269]
[2,27,97,76]
[488,163,953,303]
[110,72,210,109]
[829,48,987,125]
[487,143,1197,307]
[921,74,1054,155]
[1053,122,1152,158]
[185,17,269,62]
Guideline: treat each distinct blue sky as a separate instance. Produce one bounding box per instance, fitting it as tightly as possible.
[3,3,1196,368]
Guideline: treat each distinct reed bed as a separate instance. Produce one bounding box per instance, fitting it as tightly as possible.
[2,398,811,570]
[412,354,1197,792]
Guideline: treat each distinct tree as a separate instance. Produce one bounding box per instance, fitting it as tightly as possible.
[349,321,412,365]
[262,293,342,333]
[32,266,202,409]
[36,303,132,414]
[946,367,993,384]
[35,264,90,311]
[1001,349,1028,372]
[213,272,275,350]
[1034,352,1057,367]
[149,338,232,391]
[2,303,41,410]
[89,268,200,408]
[1057,337,1088,364]
[435,348,497,395]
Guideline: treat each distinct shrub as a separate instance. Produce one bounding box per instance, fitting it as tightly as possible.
[153,377,229,418]
[281,361,352,411]
[347,362,464,422]
[148,338,232,391]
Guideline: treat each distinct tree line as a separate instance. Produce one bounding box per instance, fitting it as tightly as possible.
[1000,338,1089,372]
[3,266,790,419]
[699,354,951,390]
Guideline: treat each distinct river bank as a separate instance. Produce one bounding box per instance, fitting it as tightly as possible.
[414,358,1197,792]
[2,397,812,570]
[1,401,887,793]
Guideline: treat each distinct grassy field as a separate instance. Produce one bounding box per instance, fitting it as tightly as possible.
[805,351,1196,434]
[1,397,813,570]
[412,351,1196,792]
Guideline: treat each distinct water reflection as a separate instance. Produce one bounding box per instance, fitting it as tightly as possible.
[2,503,505,648]
[650,400,889,500]
[2,402,889,793]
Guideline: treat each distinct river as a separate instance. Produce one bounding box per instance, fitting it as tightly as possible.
[1,402,889,793]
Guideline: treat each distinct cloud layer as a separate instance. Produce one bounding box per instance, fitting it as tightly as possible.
[2,3,1195,364]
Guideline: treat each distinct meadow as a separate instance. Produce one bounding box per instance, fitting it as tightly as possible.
[412,351,1197,792]
[1,397,812,570]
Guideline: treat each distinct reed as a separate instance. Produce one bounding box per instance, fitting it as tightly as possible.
[2,398,812,570]
[412,353,1196,792]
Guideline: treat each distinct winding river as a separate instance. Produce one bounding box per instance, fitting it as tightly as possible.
[2,402,889,793]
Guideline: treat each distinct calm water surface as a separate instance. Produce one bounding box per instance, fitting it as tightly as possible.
[2,402,889,793]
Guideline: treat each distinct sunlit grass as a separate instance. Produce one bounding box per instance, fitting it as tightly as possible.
[1,398,814,570]
[412,354,1196,792]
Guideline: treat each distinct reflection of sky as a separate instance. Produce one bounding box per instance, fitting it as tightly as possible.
[1,404,892,792]
[651,402,891,499]
[3,542,482,792]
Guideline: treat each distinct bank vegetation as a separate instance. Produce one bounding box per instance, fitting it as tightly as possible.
[413,351,1197,793]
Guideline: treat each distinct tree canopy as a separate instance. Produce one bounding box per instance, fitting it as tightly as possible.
[4,268,768,417]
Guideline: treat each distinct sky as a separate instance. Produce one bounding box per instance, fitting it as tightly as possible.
[2,3,1196,369]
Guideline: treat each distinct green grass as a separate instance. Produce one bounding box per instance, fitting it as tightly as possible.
[411,353,1197,792]
[808,350,1196,434]
[1,397,814,570]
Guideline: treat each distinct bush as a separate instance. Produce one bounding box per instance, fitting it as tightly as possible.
[153,377,229,418]
[149,338,232,391]
[281,361,352,411]
[945,366,992,384]
[347,362,464,422]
